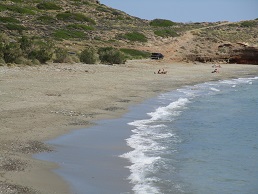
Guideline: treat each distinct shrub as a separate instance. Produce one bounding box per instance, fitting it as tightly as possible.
[96,6,110,13]
[28,48,52,64]
[0,4,8,12]
[154,29,179,38]
[0,16,20,23]
[37,2,62,10]
[112,10,122,16]
[56,12,96,24]
[0,41,4,60]
[14,56,33,65]
[19,36,33,56]
[0,58,5,65]
[28,42,53,64]
[240,21,257,27]
[66,24,94,31]
[53,29,86,40]
[10,0,23,2]
[120,48,150,59]
[122,32,148,42]
[5,5,35,15]
[3,42,22,63]
[150,19,176,27]
[98,47,126,64]
[80,47,97,64]
[5,23,27,31]
[37,15,56,24]
[53,48,69,63]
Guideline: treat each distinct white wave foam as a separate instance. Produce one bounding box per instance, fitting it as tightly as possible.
[148,98,190,121]
[220,77,258,86]
[121,77,258,193]
[210,87,220,92]
[121,98,190,194]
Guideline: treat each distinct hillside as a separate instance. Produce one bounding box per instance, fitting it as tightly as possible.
[0,0,258,64]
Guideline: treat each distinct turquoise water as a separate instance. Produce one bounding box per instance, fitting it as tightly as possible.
[122,77,258,194]
[36,77,258,194]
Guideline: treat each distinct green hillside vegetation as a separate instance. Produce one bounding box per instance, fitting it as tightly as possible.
[154,29,179,38]
[150,19,177,27]
[0,0,257,65]
[36,2,62,10]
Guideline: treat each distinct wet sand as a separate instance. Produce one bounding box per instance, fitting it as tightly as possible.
[0,60,258,193]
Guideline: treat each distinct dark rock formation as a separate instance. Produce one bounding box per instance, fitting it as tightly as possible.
[229,47,258,65]
[186,44,258,65]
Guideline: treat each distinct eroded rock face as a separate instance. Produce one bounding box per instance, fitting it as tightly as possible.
[186,43,258,65]
[230,47,258,64]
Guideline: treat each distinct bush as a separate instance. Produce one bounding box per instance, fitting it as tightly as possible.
[53,48,69,63]
[96,6,110,13]
[5,5,35,15]
[5,23,27,31]
[14,56,33,65]
[37,15,56,24]
[112,10,122,16]
[53,29,86,40]
[0,4,7,12]
[37,2,62,10]
[28,48,52,64]
[240,21,257,27]
[56,12,96,24]
[122,32,147,42]
[19,36,33,56]
[120,48,150,59]
[3,42,22,63]
[0,34,54,65]
[0,57,5,65]
[0,16,20,23]
[150,19,176,27]
[80,47,97,64]
[154,29,179,38]
[98,47,126,64]
[0,37,4,59]
[66,24,94,31]
[28,42,53,64]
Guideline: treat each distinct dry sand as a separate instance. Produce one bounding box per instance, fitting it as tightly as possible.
[0,60,258,193]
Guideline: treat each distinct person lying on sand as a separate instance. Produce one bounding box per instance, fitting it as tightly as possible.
[211,68,219,73]
[212,64,221,68]
[154,69,167,74]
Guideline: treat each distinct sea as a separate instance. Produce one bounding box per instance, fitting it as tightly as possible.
[36,76,258,194]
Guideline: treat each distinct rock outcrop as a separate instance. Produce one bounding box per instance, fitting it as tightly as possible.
[230,46,258,65]
[186,43,258,65]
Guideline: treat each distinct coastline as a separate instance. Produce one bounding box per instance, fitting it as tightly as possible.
[0,60,258,193]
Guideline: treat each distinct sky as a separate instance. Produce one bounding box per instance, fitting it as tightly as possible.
[100,0,258,23]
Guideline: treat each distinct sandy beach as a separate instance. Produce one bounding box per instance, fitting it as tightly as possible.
[0,60,258,193]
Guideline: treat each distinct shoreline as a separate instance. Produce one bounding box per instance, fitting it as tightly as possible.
[0,60,258,193]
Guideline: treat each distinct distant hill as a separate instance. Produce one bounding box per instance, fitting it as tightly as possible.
[0,0,257,64]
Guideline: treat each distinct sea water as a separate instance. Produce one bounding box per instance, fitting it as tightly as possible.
[36,77,258,194]
[121,77,258,194]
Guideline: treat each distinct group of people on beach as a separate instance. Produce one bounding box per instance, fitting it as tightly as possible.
[154,65,221,74]
[154,69,167,74]
[211,64,221,73]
